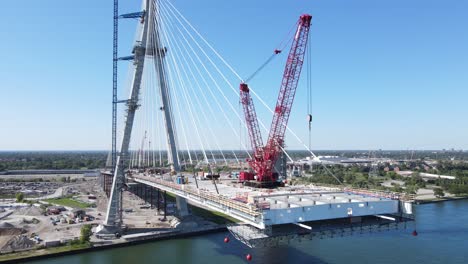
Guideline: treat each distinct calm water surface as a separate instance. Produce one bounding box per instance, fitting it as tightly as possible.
[27,200,468,264]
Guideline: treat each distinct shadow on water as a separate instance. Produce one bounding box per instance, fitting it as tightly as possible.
[253,246,329,264]
[210,232,330,264]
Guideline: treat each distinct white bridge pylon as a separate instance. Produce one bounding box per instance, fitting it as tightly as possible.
[99,0,189,233]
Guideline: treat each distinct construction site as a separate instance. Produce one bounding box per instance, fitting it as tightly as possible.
[0,0,432,262]
[0,171,229,257]
[0,174,101,253]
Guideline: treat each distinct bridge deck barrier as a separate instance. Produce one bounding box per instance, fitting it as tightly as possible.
[133,175,262,218]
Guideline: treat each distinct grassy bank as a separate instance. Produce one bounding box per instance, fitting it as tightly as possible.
[0,194,16,199]
[0,243,90,262]
[415,196,468,204]
[43,197,93,209]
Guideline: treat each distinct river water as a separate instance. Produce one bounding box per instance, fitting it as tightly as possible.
[28,200,468,264]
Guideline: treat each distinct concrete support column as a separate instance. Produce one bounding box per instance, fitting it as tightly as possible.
[157,188,161,212]
[163,191,167,221]
[150,187,153,209]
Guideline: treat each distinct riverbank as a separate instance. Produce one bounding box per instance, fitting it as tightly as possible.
[0,225,226,263]
[414,196,468,204]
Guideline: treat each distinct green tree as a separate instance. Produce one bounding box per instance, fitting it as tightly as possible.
[16,192,24,202]
[344,174,356,184]
[387,171,397,180]
[405,185,418,195]
[392,185,404,193]
[433,188,445,198]
[80,224,93,244]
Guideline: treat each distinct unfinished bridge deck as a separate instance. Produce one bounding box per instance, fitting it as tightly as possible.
[131,173,413,230]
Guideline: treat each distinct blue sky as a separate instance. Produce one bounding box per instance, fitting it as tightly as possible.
[0,0,466,151]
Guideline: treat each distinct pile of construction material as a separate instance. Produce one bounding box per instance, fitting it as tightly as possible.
[0,235,36,253]
[0,222,24,236]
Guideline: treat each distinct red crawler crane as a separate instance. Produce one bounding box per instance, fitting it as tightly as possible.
[240,14,312,184]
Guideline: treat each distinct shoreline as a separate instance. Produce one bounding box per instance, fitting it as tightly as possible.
[0,226,227,264]
[414,196,468,204]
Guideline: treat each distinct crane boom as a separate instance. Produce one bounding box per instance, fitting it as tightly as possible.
[240,83,264,156]
[240,14,312,183]
[239,83,266,178]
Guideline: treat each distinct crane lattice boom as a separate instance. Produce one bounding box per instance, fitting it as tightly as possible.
[240,14,312,183]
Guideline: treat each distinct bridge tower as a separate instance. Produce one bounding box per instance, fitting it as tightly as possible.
[149,0,189,217]
[98,0,188,234]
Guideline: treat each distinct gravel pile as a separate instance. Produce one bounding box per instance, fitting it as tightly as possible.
[22,218,40,224]
[0,222,15,229]
[0,222,24,236]
[1,235,35,252]
[14,206,42,217]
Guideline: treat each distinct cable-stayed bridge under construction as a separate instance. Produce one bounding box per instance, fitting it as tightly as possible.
[96,0,416,248]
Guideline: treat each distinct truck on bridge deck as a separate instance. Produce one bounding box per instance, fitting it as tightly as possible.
[196,171,220,181]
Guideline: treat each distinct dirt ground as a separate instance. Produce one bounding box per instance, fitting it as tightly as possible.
[0,178,107,252]
[1,176,221,253]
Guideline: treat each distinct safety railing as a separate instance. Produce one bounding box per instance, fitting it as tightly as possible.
[133,175,262,217]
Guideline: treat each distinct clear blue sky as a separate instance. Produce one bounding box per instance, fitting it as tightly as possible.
[0,0,466,151]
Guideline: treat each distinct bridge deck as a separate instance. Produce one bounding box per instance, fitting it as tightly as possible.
[132,173,413,230]
[133,174,264,228]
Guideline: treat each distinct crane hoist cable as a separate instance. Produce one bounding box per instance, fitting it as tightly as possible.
[306,28,312,149]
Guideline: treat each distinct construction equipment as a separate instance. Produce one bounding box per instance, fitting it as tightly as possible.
[240,14,312,184]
